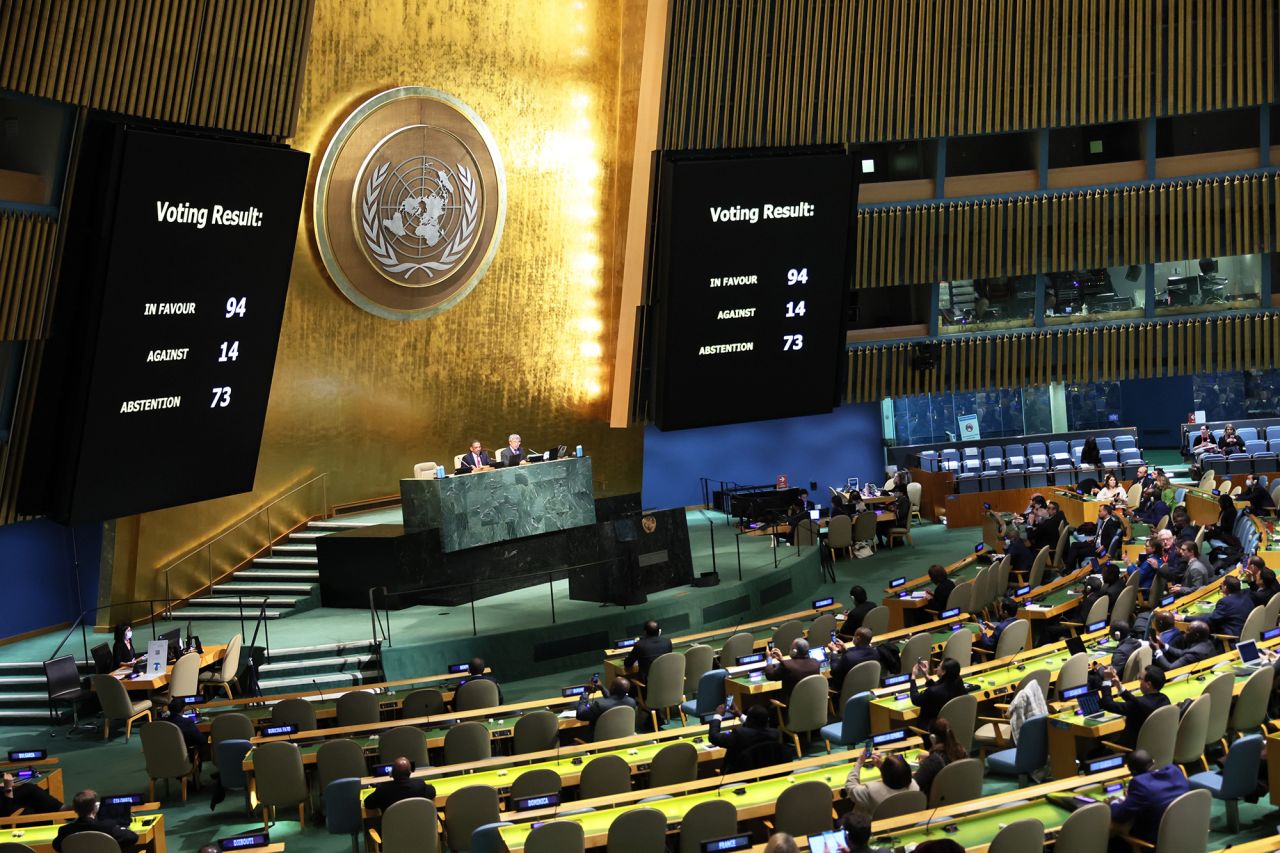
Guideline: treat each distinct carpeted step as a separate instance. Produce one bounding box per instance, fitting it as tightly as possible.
[252,555,318,566]
[257,669,382,695]
[236,568,320,582]
[213,581,316,595]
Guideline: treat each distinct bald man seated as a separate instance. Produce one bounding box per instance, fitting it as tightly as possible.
[363,757,436,812]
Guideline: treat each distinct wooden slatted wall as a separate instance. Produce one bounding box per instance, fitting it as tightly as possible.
[856,173,1280,288]
[0,212,57,341]
[661,0,1280,149]
[0,0,314,139]
[847,314,1280,402]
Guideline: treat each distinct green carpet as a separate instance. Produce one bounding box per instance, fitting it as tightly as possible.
[4,521,1277,850]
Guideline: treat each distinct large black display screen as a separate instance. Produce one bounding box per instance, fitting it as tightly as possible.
[23,125,308,523]
[648,149,857,430]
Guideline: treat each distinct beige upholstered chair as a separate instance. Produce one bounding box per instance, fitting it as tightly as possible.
[580,754,631,799]
[317,738,369,791]
[139,720,195,800]
[413,462,438,479]
[443,720,492,764]
[372,797,438,853]
[512,710,559,755]
[442,785,500,852]
[61,833,120,853]
[336,690,381,726]
[605,807,666,853]
[254,741,308,829]
[678,799,737,853]
[91,674,152,742]
[270,697,317,732]
[378,725,429,766]
[199,634,242,698]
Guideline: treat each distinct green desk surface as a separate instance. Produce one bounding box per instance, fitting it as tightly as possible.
[883,791,1095,848]
[873,637,1110,714]
[498,752,923,851]
[0,814,161,845]
[928,624,983,645]
[1049,662,1254,730]
[201,679,455,722]
[896,561,983,593]
[362,733,716,802]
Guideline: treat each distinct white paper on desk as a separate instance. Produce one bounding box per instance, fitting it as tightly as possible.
[146,641,168,676]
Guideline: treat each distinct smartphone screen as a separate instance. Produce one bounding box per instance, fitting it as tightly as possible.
[725,694,734,712]
[830,631,837,643]
[863,739,873,756]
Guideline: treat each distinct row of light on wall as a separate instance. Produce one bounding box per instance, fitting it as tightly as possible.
[566,0,603,401]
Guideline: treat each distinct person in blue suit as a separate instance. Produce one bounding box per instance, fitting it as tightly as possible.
[1108,750,1189,844]
[1180,575,1252,639]
[973,599,1018,660]
[458,440,492,472]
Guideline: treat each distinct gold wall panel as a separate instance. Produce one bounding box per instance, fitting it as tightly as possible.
[105,0,651,614]
[854,173,1280,288]
[660,0,1280,149]
[0,0,312,138]
[847,314,1280,402]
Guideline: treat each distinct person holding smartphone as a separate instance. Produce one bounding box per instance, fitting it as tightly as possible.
[707,702,781,774]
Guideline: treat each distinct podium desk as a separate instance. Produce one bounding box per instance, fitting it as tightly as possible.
[401,457,596,552]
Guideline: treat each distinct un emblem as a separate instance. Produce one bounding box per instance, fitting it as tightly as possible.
[313,87,507,320]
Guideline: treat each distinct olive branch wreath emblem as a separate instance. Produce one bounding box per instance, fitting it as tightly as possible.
[361,161,478,279]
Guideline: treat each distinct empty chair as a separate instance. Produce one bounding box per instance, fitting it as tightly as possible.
[1171,695,1211,769]
[374,797,439,853]
[982,446,1003,470]
[157,651,202,703]
[771,620,805,652]
[210,712,255,763]
[336,690,381,727]
[808,613,837,644]
[592,704,637,742]
[939,449,961,471]
[861,605,889,635]
[579,753,632,799]
[987,818,1044,853]
[1004,444,1026,467]
[907,481,923,522]
[512,709,559,755]
[834,660,881,718]
[443,785,501,853]
[90,643,115,675]
[1027,546,1050,586]
[1054,653,1089,701]
[680,669,727,720]
[444,720,492,764]
[941,628,973,664]
[271,697,318,732]
[678,799,738,853]
[1228,665,1274,736]
[453,678,499,712]
[379,725,429,767]
[943,581,973,615]
[682,644,715,696]
[936,693,977,752]
[139,720,195,801]
[1268,424,1280,443]
[852,510,878,551]
[213,739,252,814]
[90,674,152,742]
[605,807,667,853]
[826,514,853,561]
[317,738,369,792]
[820,691,872,748]
[254,740,308,829]
[871,789,927,820]
[887,512,912,547]
[986,714,1048,784]
[1105,705,1178,768]
[1234,605,1267,646]
[525,820,584,853]
[1187,733,1265,833]
[1054,801,1110,853]
[638,652,687,730]
[1238,427,1259,443]
[771,779,832,837]
[898,634,933,675]
[1049,440,1070,462]
[1201,672,1234,756]
[1111,585,1137,628]
[648,741,698,788]
[401,688,445,718]
[718,632,755,668]
[509,768,561,801]
[775,674,829,756]
[927,757,983,808]
[323,777,364,853]
[197,633,242,699]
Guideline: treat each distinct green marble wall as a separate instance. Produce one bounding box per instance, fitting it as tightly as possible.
[400,457,597,551]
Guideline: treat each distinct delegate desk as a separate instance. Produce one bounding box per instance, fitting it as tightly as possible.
[97,645,227,693]
[401,457,596,552]
[359,726,726,813]
[1046,635,1280,779]
[871,769,1129,851]
[1014,565,1093,624]
[1183,486,1249,527]
[723,614,978,708]
[602,602,843,683]
[497,747,925,851]
[0,813,166,853]
[881,552,990,630]
[868,627,1112,730]
[0,759,62,803]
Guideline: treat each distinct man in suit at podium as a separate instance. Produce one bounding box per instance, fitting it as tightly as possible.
[499,434,537,466]
[459,441,492,472]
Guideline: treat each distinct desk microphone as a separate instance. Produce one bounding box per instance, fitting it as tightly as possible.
[312,679,328,704]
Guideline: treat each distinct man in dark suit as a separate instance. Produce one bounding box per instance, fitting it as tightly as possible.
[707,704,782,774]
[1098,664,1170,747]
[53,790,138,852]
[1028,502,1066,551]
[827,628,882,694]
[1151,620,1216,671]
[458,440,492,472]
[764,638,820,703]
[1244,558,1280,607]
[498,434,537,467]
[1108,750,1190,844]
[165,698,208,754]
[0,771,61,819]
[1188,575,1253,638]
[575,677,637,738]
[974,599,1019,658]
[363,756,436,812]
[624,621,673,681]
[839,586,877,635]
[1064,505,1123,570]
[1002,535,1033,574]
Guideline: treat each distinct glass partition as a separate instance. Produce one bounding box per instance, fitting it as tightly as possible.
[1065,382,1122,430]
[1044,265,1145,325]
[1154,253,1262,316]
[892,385,1053,445]
[1192,370,1280,421]
[938,275,1037,334]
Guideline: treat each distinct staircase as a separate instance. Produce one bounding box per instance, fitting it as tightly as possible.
[256,640,383,695]
[0,660,90,723]
[178,518,376,620]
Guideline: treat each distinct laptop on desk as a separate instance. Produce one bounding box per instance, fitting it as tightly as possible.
[1233,640,1264,676]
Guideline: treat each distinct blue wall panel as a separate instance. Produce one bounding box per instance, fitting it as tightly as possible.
[642,402,885,510]
[0,519,100,638]
[1118,376,1193,449]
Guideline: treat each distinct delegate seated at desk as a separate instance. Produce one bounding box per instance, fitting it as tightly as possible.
[458,441,493,473]
[499,434,537,467]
